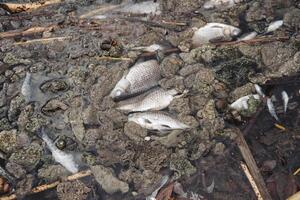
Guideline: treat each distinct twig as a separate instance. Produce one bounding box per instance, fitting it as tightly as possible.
[0,170,92,200]
[213,36,290,46]
[0,26,56,39]
[0,0,62,13]
[287,191,300,200]
[235,128,272,200]
[161,20,187,26]
[14,36,72,45]
[95,56,132,61]
[240,162,263,200]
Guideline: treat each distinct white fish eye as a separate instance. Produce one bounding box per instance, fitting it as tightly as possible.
[232,29,240,36]
[115,89,123,97]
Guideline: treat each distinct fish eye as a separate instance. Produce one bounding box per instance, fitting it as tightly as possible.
[232,29,241,36]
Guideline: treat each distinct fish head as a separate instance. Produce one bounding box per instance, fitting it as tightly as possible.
[203,1,215,9]
[231,27,241,37]
[110,76,131,99]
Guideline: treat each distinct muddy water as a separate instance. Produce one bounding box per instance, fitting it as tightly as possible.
[0,0,300,200]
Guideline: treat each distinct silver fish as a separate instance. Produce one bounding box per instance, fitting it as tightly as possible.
[266,20,283,33]
[192,23,241,47]
[117,88,183,112]
[281,90,289,113]
[267,97,279,121]
[128,112,190,132]
[230,94,260,111]
[41,130,79,173]
[254,84,265,97]
[110,59,161,99]
[203,0,243,9]
[238,31,257,41]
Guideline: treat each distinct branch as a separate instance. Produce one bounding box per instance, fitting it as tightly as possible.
[0,26,56,39]
[0,0,62,13]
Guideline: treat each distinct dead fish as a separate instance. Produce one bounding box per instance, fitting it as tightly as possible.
[230,94,260,111]
[117,0,161,15]
[203,0,243,9]
[21,72,32,102]
[110,59,161,99]
[192,23,241,47]
[238,31,257,41]
[128,112,190,132]
[254,84,265,97]
[267,97,279,121]
[41,129,79,173]
[131,44,164,53]
[266,20,283,33]
[146,175,169,200]
[117,88,184,112]
[281,90,289,113]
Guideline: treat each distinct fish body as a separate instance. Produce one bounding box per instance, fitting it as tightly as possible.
[21,72,32,102]
[128,112,190,132]
[266,20,283,33]
[267,98,279,121]
[110,59,161,99]
[238,31,257,41]
[192,23,241,47]
[41,131,79,173]
[254,84,265,97]
[117,88,178,112]
[203,0,243,9]
[281,90,289,113]
[230,94,260,111]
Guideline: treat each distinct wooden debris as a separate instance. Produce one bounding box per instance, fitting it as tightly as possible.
[240,162,263,200]
[161,20,187,26]
[0,26,56,39]
[235,128,272,200]
[293,168,300,176]
[0,170,92,200]
[214,36,290,46]
[274,123,287,131]
[14,36,72,45]
[0,0,62,13]
[287,191,300,200]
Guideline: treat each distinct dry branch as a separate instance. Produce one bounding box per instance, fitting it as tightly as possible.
[0,26,55,39]
[235,128,272,200]
[0,0,62,13]
[0,170,92,200]
[14,36,72,45]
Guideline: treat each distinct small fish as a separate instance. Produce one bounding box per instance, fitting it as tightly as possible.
[21,72,32,102]
[117,88,181,112]
[192,23,241,47]
[128,112,190,132]
[266,20,283,33]
[238,31,257,41]
[230,94,260,111]
[203,0,243,9]
[110,59,161,99]
[41,129,79,173]
[281,90,289,113]
[146,175,169,200]
[267,98,279,121]
[254,84,265,97]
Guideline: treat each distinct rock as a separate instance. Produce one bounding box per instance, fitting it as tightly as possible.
[276,51,300,77]
[42,99,69,116]
[160,54,183,78]
[0,129,17,154]
[245,2,267,22]
[9,142,42,171]
[91,165,129,194]
[68,109,85,142]
[197,99,217,120]
[170,154,197,180]
[152,130,184,148]
[160,0,201,15]
[15,174,34,199]
[40,79,69,93]
[159,76,185,93]
[3,53,31,66]
[229,83,254,102]
[169,98,191,115]
[57,180,91,200]
[283,8,300,29]
[179,64,203,77]
[5,162,26,179]
[213,142,226,155]
[82,105,100,126]
[189,94,208,112]
[0,118,12,132]
[38,165,69,182]
[195,67,215,84]
[190,142,212,160]
[124,122,147,144]
[178,115,199,128]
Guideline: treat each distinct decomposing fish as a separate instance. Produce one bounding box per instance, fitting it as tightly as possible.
[128,112,190,132]
[266,20,283,33]
[238,31,257,41]
[41,129,79,173]
[267,97,279,121]
[110,59,161,99]
[281,90,289,113]
[117,88,184,112]
[230,94,260,111]
[254,84,265,97]
[146,175,169,200]
[192,23,241,47]
[203,0,243,9]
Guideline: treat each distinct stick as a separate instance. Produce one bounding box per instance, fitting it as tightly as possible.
[0,0,62,13]
[0,26,55,39]
[14,36,72,45]
[0,170,92,200]
[235,128,272,200]
[240,162,263,200]
[287,191,300,200]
